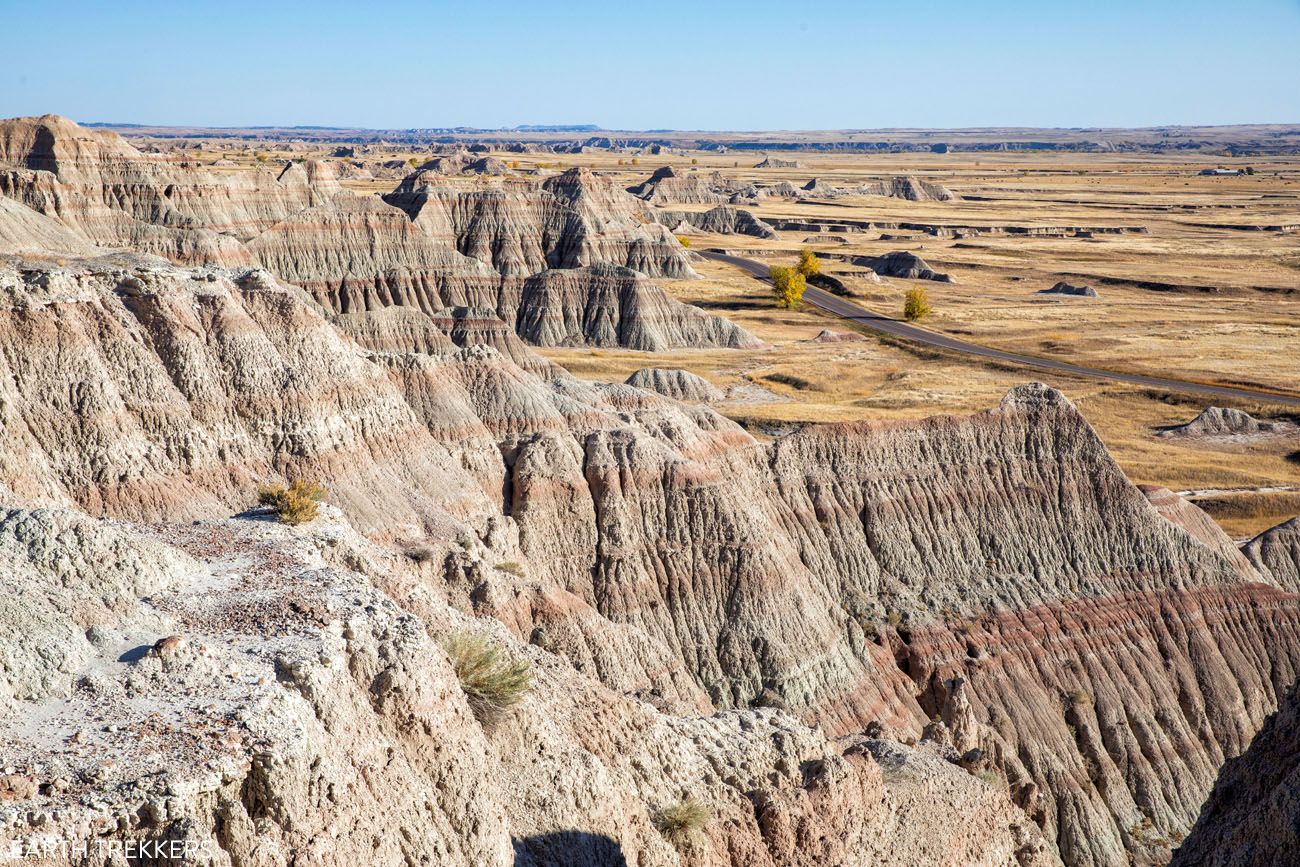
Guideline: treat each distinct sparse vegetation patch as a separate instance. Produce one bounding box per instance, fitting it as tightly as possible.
[257,479,326,526]
[441,631,533,716]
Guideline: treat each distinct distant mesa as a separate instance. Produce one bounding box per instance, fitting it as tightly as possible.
[1038,281,1098,298]
[624,368,724,402]
[754,157,802,169]
[801,175,956,202]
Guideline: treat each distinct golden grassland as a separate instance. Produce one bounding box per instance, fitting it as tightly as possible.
[169,141,1299,537]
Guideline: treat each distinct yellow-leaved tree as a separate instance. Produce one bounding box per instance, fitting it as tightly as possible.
[770,265,806,309]
[796,247,821,278]
[903,286,933,321]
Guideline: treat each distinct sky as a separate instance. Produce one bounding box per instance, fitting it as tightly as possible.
[2,0,1298,130]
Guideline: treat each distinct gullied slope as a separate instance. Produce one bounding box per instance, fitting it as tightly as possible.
[0,116,756,353]
[0,256,1296,865]
[1171,684,1300,867]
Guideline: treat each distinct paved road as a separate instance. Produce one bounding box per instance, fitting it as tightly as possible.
[699,250,1300,409]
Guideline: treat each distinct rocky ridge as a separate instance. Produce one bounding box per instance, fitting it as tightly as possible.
[0,254,1296,864]
[0,116,752,353]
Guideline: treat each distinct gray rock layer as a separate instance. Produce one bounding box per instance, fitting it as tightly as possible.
[625,368,724,402]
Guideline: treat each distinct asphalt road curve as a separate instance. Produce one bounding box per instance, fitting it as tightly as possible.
[699,250,1300,409]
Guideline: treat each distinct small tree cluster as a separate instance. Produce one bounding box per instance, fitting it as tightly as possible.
[796,247,821,278]
[675,234,691,248]
[769,265,806,310]
[903,286,933,321]
[257,479,326,526]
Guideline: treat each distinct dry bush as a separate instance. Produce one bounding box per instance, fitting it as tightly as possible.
[495,560,526,577]
[441,632,532,717]
[675,234,691,248]
[257,480,326,526]
[655,797,710,846]
[903,286,933,321]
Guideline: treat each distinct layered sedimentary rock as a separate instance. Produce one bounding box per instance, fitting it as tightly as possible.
[626,368,725,402]
[0,115,338,265]
[384,168,697,279]
[1,261,1292,865]
[509,265,758,350]
[1,124,1298,866]
[0,117,754,355]
[800,175,956,202]
[755,157,802,168]
[0,197,101,256]
[3,255,1288,863]
[627,166,732,205]
[0,257,495,533]
[655,206,780,239]
[0,503,1056,867]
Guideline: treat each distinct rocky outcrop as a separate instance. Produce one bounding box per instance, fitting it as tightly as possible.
[1243,516,1300,592]
[0,115,336,265]
[808,329,866,344]
[0,197,100,256]
[655,206,779,239]
[1,276,1291,865]
[2,192,1299,864]
[1038,281,1097,298]
[1141,485,1259,579]
[754,157,802,169]
[0,502,1057,866]
[626,368,724,402]
[1159,407,1295,439]
[800,176,956,202]
[1171,684,1300,867]
[0,117,752,355]
[510,265,759,350]
[864,251,953,282]
[385,167,697,280]
[627,166,732,205]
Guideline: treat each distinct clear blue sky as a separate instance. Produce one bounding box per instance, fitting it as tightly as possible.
[3,0,1298,130]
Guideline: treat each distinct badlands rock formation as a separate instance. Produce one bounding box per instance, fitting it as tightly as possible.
[627,166,732,205]
[863,251,954,282]
[625,367,725,402]
[0,116,753,354]
[754,157,802,168]
[800,175,956,202]
[1243,516,1300,591]
[0,114,1297,867]
[1159,406,1295,439]
[1171,684,1300,867]
[0,253,1296,865]
[655,206,780,239]
[1038,281,1098,298]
